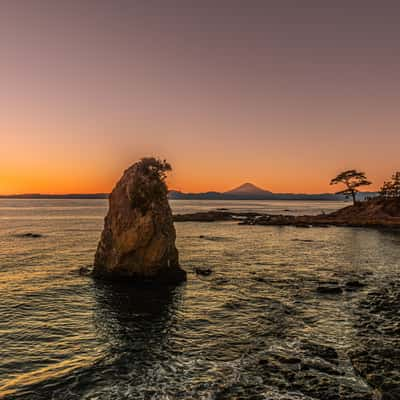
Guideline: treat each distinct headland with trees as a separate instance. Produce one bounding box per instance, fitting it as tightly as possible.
[174,169,400,228]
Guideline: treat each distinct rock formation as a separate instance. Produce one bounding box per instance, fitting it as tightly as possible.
[173,198,400,228]
[93,158,186,283]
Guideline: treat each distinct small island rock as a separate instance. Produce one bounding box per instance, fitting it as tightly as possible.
[93,158,186,284]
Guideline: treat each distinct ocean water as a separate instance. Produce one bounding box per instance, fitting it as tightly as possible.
[0,199,399,399]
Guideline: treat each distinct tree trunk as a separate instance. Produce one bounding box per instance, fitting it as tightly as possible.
[351,190,356,205]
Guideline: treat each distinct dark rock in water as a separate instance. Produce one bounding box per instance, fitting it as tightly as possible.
[93,158,186,284]
[174,210,263,222]
[15,232,43,238]
[349,281,400,399]
[79,266,92,276]
[195,267,213,276]
[174,211,233,222]
[251,346,372,400]
[345,280,366,290]
[198,235,230,242]
[254,276,268,283]
[316,284,343,295]
[274,354,301,365]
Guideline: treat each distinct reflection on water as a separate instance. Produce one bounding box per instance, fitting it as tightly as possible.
[93,280,180,358]
[0,199,399,399]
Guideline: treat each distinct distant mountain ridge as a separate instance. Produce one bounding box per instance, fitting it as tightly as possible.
[224,182,272,196]
[168,182,378,201]
[168,190,344,201]
[0,183,378,201]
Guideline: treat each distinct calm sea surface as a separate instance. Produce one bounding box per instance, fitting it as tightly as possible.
[0,199,399,399]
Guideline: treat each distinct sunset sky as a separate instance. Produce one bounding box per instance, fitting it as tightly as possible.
[1,1,399,194]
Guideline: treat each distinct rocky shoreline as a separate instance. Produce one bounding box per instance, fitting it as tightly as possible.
[349,280,400,399]
[173,210,261,222]
[174,198,400,229]
[173,199,400,399]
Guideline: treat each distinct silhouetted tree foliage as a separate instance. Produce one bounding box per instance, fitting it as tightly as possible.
[330,169,371,205]
[130,157,172,214]
[137,157,172,182]
[380,172,400,199]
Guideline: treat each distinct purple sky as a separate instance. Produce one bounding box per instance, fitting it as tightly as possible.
[1,1,399,193]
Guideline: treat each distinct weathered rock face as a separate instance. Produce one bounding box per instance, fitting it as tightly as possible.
[93,158,186,283]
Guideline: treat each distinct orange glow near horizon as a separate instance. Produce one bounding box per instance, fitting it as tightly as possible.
[0,118,398,195]
[1,109,398,195]
[0,156,393,195]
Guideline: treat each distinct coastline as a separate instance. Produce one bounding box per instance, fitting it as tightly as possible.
[174,198,400,229]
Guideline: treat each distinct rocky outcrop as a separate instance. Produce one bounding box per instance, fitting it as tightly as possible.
[93,158,186,284]
[241,198,400,228]
[173,211,261,222]
[349,281,400,399]
[173,198,400,228]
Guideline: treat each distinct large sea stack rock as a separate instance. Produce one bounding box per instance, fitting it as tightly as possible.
[93,158,186,283]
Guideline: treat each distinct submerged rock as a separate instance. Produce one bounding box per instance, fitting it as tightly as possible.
[174,211,234,222]
[316,284,343,295]
[78,265,92,276]
[253,276,268,283]
[195,267,213,276]
[93,158,186,284]
[249,345,372,400]
[174,211,262,222]
[349,281,400,399]
[15,232,43,238]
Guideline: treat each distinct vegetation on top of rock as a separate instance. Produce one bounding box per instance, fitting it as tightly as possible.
[330,169,372,205]
[380,171,400,199]
[137,157,172,181]
[130,157,172,214]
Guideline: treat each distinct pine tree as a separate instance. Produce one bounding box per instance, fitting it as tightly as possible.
[330,170,372,205]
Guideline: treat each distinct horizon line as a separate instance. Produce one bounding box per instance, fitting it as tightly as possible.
[0,189,378,198]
